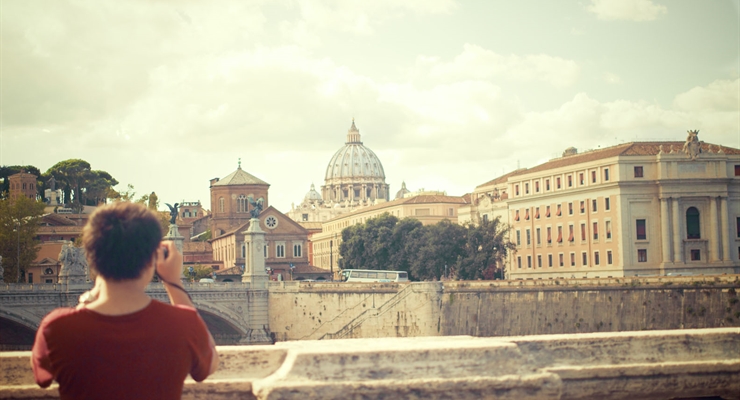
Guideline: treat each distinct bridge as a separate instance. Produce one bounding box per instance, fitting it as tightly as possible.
[0,281,269,349]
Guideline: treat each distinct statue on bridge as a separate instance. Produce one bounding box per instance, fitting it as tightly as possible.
[248,196,264,219]
[58,244,88,284]
[165,203,180,225]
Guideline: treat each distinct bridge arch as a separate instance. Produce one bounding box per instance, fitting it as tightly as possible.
[0,309,42,349]
[193,301,248,344]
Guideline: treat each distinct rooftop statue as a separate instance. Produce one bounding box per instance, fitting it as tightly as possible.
[683,130,703,161]
[248,196,264,218]
[165,203,179,225]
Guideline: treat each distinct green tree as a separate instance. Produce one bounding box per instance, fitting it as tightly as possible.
[408,220,467,281]
[183,264,214,282]
[455,217,516,280]
[0,196,46,282]
[45,159,91,205]
[339,213,399,270]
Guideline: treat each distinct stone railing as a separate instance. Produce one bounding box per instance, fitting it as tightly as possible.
[2,328,738,399]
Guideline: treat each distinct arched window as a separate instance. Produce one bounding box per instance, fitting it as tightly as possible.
[237,195,247,213]
[219,197,224,213]
[686,207,701,239]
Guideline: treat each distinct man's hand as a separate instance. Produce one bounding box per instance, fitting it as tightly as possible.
[156,241,182,284]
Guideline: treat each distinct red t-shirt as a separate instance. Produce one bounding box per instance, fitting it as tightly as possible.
[32,300,213,400]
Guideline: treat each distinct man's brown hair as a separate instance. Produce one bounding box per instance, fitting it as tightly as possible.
[83,202,164,280]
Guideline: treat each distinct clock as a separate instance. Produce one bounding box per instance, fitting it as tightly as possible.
[265,215,278,229]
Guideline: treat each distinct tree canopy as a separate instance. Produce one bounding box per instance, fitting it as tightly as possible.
[43,159,118,206]
[338,213,515,281]
[0,196,46,282]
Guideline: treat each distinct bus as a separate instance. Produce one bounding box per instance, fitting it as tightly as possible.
[340,269,409,283]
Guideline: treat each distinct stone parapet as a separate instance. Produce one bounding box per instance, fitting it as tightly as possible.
[2,328,738,399]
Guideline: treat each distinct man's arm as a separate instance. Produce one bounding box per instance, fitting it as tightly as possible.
[157,241,219,376]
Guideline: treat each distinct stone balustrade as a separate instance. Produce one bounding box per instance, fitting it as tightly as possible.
[2,328,738,399]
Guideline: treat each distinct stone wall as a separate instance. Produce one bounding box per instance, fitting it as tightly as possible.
[269,276,740,341]
[3,329,739,399]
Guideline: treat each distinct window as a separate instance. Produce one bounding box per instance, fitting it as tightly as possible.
[580,201,585,214]
[579,173,584,185]
[568,224,574,242]
[606,220,612,239]
[690,249,701,261]
[264,245,268,258]
[559,253,564,267]
[242,244,246,258]
[516,230,521,246]
[604,168,610,181]
[591,171,597,183]
[557,226,563,243]
[582,252,588,266]
[535,207,540,219]
[449,208,454,216]
[594,251,600,265]
[634,166,644,178]
[593,222,599,240]
[686,207,701,239]
[737,217,740,238]
[570,252,576,266]
[527,256,532,268]
[548,254,553,267]
[525,183,529,194]
[637,249,647,262]
[293,243,302,258]
[535,181,540,192]
[580,223,586,241]
[607,251,613,265]
[636,219,647,240]
[525,209,530,220]
[735,165,740,176]
[537,255,542,268]
[568,203,573,215]
[515,185,520,195]
[517,256,522,269]
[514,210,520,221]
[28,273,33,283]
[302,213,309,221]
[276,244,285,258]
[547,227,552,244]
[526,229,531,245]
[219,197,224,213]
[536,228,541,245]
[568,175,573,187]
[546,206,551,217]
[556,177,562,189]
[546,179,550,191]
[483,214,489,222]
[605,197,611,211]
[237,195,247,213]
[592,199,597,212]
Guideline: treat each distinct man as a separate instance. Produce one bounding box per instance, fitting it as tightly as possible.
[32,202,219,399]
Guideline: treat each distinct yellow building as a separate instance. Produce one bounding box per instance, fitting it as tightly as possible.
[460,133,740,279]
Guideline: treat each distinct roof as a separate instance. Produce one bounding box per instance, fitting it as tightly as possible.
[41,213,78,226]
[183,241,212,253]
[212,167,269,186]
[293,264,331,274]
[326,194,468,223]
[215,266,242,275]
[477,141,740,187]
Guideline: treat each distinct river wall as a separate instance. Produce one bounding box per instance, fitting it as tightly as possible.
[268,276,740,341]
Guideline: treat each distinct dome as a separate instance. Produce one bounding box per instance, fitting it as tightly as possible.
[324,120,386,181]
[304,183,322,202]
[395,181,410,199]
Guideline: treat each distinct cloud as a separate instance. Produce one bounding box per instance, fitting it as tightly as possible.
[587,0,667,22]
[673,79,740,112]
[422,44,581,88]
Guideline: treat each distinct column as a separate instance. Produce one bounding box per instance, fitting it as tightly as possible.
[660,198,671,263]
[709,197,720,262]
[349,185,354,202]
[672,198,683,263]
[362,184,367,200]
[720,197,731,261]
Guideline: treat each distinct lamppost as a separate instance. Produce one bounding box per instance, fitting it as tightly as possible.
[16,219,21,283]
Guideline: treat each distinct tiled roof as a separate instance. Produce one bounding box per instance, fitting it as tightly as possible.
[37,226,84,234]
[294,264,330,274]
[212,167,269,186]
[477,141,740,186]
[183,241,212,253]
[41,213,78,226]
[325,194,467,222]
[215,266,242,275]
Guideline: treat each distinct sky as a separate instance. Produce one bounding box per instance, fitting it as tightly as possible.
[2,0,739,214]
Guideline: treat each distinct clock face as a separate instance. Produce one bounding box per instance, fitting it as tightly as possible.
[265,215,278,229]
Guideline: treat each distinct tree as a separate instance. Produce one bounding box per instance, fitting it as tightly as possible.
[407,220,467,281]
[44,159,118,206]
[183,264,214,282]
[339,213,399,270]
[455,217,516,280]
[0,196,45,282]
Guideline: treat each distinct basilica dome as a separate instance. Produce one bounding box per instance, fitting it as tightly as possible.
[324,120,386,181]
[322,120,390,203]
